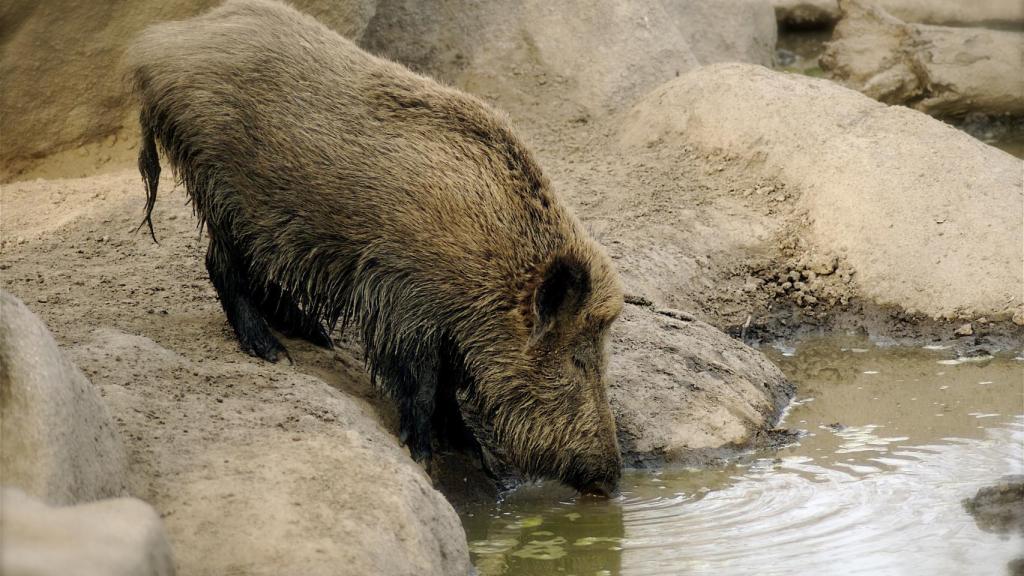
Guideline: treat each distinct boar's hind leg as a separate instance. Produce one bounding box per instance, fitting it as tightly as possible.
[397,349,439,465]
[205,234,289,363]
[253,282,333,349]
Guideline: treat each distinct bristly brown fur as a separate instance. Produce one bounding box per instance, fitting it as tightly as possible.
[126,0,624,493]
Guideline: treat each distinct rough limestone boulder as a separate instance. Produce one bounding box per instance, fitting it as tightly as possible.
[362,0,699,116]
[364,0,779,116]
[610,303,793,465]
[69,328,470,576]
[771,0,1024,27]
[0,0,377,178]
[1,488,174,576]
[0,290,128,505]
[820,0,1024,117]
[3,0,776,179]
[879,0,1024,26]
[661,0,778,67]
[620,63,1024,322]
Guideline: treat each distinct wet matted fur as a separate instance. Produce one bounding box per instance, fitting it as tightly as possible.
[128,0,624,493]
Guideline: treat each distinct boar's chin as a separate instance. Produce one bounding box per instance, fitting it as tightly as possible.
[454,388,514,481]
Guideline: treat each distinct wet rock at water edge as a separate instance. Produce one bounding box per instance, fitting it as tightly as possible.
[962,476,1024,535]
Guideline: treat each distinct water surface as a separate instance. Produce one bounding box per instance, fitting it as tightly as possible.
[461,336,1024,576]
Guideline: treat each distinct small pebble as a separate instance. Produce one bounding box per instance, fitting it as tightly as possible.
[1013,308,1024,326]
[954,323,974,337]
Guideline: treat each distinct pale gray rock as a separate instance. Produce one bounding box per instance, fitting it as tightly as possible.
[620,64,1023,322]
[362,0,700,116]
[69,328,471,576]
[0,487,175,576]
[610,303,794,465]
[0,290,128,505]
[821,0,1024,117]
[662,0,778,67]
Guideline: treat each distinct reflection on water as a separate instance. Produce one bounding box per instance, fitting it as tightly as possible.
[775,28,832,77]
[952,113,1024,159]
[460,336,1024,576]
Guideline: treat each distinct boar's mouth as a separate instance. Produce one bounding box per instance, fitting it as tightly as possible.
[453,386,618,497]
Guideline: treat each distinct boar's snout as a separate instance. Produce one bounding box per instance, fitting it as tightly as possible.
[580,479,618,498]
[565,446,622,498]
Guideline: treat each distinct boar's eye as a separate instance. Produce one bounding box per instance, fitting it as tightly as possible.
[533,253,591,330]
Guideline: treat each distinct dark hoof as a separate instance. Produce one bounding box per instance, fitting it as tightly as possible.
[400,428,433,465]
[410,445,433,467]
[304,323,334,349]
[242,333,289,363]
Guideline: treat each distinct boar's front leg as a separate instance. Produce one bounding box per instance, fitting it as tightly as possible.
[253,281,333,349]
[398,348,439,465]
[205,232,289,363]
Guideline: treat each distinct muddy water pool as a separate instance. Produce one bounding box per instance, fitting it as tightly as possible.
[460,336,1024,575]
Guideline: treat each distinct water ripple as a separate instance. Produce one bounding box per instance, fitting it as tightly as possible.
[618,422,1024,576]
[463,340,1024,576]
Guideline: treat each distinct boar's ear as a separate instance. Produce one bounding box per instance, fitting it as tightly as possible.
[531,253,591,342]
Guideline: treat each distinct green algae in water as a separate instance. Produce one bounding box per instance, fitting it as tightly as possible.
[459,336,1024,575]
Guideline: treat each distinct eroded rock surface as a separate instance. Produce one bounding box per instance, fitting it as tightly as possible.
[661,0,778,67]
[620,63,1024,323]
[362,0,700,117]
[610,303,794,465]
[0,290,128,505]
[0,488,174,576]
[0,0,377,179]
[821,0,1024,117]
[71,327,471,576]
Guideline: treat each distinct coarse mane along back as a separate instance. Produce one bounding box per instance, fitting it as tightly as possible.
[128,0,586,377]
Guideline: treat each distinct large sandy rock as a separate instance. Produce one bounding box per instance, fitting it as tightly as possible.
[363,0,779,116]
[0,291,128,505]
[880,0,1024,26]
[69,327,470,576]
[362,0,699,117]
[821,0,1024,117]
[771,0,1024,27]
[620,63,1024,322]
[1,488,174,576]
[0,0,376,178]
[610,303,793,465]
[662,0,778,67]
[3,0,774,180]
